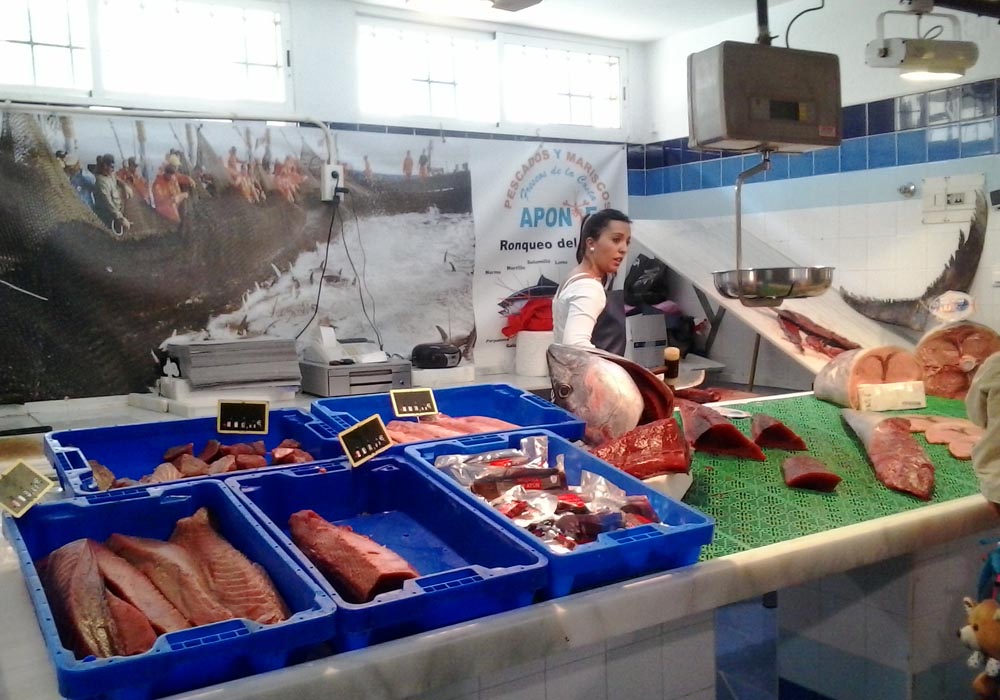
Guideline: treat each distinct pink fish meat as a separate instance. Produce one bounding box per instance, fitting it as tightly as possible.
[289,509,418,603]
[40,539,117,658]
[841,410,934,500]
[170,508,288,625]
[91,540,189,634]
[107,533,233,626]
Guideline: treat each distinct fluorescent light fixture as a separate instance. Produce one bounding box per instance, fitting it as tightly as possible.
[865,5,978,81]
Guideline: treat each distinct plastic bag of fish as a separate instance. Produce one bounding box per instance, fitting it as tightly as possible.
[434,436,660,552]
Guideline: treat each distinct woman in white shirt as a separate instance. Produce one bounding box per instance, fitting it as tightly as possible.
[552,208,632,350]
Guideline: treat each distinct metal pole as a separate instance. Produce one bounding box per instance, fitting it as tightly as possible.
[1,100,335,166]
[748,333,761,392]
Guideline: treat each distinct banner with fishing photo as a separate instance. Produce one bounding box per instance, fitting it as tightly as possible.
[469,140,627,373]
[0,108,474,402]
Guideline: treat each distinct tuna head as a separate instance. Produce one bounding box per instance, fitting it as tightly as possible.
[546,343,643,446]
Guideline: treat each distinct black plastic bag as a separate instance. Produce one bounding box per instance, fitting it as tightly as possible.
[624,253,671,307]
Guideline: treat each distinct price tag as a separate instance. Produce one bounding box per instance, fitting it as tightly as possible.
[0,461,54,518]
[338,414,393,467]
[390,388,438,417]
[217,400,270,434]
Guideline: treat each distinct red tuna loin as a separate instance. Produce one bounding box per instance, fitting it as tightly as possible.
[916,321,1000,399]
[170,508,288,625]
[106,533,233,626]
[676,399,765,461]
[782,456,841,492]
[289,509,419,603]
[590,417,692,478]
[841,410,934,499]
[40,539,117,658]
[813,346,924,409]
[751,414,808,451]
[91,541,190,634]
[104,590,157,656]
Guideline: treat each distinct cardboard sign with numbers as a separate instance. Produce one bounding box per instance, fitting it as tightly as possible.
[0,461,54,517]
[217,400,270,434]
[390,387,438,418]
[338,414,393,467]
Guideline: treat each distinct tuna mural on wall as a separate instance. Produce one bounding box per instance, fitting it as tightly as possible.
[0,109,474,402]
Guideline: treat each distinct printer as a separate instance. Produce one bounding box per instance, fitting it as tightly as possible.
[298,326,411,397]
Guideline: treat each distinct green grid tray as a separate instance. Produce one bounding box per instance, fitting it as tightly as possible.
[687,395,979,560]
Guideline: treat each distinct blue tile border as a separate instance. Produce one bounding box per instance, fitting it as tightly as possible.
[626,76,1000,197]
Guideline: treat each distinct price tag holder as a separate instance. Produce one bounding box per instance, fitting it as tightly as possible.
[338,414,393,467]
[217,400,270,434]
[390,388,438,418]
[0,461,55,518]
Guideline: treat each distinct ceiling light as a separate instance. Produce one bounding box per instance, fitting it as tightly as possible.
[865,3,978,81]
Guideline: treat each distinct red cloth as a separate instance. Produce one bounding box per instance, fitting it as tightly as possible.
[501,298,553,338]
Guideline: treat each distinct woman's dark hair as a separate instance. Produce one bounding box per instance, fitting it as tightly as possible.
[575,208,632,263]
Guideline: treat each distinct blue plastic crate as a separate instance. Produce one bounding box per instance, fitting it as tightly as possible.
[45,407,345,496]
[309,383,584,449]
[225,455,548,651]
[2,480,337,700]
[405,429,715,598]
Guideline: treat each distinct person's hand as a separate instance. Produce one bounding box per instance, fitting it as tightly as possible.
[120,217,131,231]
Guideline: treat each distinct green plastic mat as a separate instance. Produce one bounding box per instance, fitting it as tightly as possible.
[685,395,979,561]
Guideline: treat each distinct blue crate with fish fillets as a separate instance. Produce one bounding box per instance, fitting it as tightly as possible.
[405,429,715,599]
[225,454,548,651]
[2,479,337,700]
[309,382,584,448]
[45,407,346,496]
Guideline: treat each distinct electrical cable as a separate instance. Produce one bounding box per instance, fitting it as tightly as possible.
[922,24,945,39]
[784,0,825,48]
[294,197,340,340]
[350,206,384,350]
[342,204,384,351]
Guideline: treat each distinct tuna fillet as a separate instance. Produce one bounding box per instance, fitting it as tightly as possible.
[40,538,117,658]
[104,590,157,656]
[107,533,233,626]
[289,509,418,603]
[170,508,288,625]
[814,346,924,409]
[590,417,692,479]
[91,540,190,634]
[751,414,808,451]
[841,410,934,500]
[677,399,765,461]
[782,456,841,492]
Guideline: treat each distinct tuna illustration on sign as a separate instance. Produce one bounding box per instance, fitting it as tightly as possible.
[498,275,559,316]
[840,191,988,332]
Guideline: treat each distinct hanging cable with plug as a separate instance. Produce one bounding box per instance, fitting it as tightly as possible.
[344,205,384,351]
[294,194,341,340]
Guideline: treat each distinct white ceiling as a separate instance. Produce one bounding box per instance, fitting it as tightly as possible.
[351,0,800,43]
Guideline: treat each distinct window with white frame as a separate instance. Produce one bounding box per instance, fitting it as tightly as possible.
[356,18,625,133]
[0,0,92,90]
[357,20,499,123]
[0,0,290,106]
[501,40,622,129]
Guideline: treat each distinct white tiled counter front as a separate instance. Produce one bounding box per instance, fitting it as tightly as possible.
[0,394,996,700]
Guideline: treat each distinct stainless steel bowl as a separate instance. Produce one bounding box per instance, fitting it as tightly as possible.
[713,266,834,301]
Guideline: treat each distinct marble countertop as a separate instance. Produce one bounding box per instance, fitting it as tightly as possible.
[1,391,997,700]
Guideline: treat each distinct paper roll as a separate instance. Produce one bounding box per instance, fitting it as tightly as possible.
[515,330,554,377]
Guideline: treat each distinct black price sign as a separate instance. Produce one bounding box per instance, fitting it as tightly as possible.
[0,461,54,517]
[217,400,270,434]
[390,388,438,417]
[338,414,392,467]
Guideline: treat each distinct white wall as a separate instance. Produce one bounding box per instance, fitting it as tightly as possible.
[644,0,1000,142]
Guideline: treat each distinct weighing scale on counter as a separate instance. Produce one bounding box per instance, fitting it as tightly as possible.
[298,326,411,398]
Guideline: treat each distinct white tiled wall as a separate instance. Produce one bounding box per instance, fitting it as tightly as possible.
[407,612,715,700]
[777,532,997,699]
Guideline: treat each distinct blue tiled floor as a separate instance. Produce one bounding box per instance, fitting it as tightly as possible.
[716,599,833,700]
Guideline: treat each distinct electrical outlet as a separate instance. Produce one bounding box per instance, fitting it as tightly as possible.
[321,164,345,201]
[946,192,965,206]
